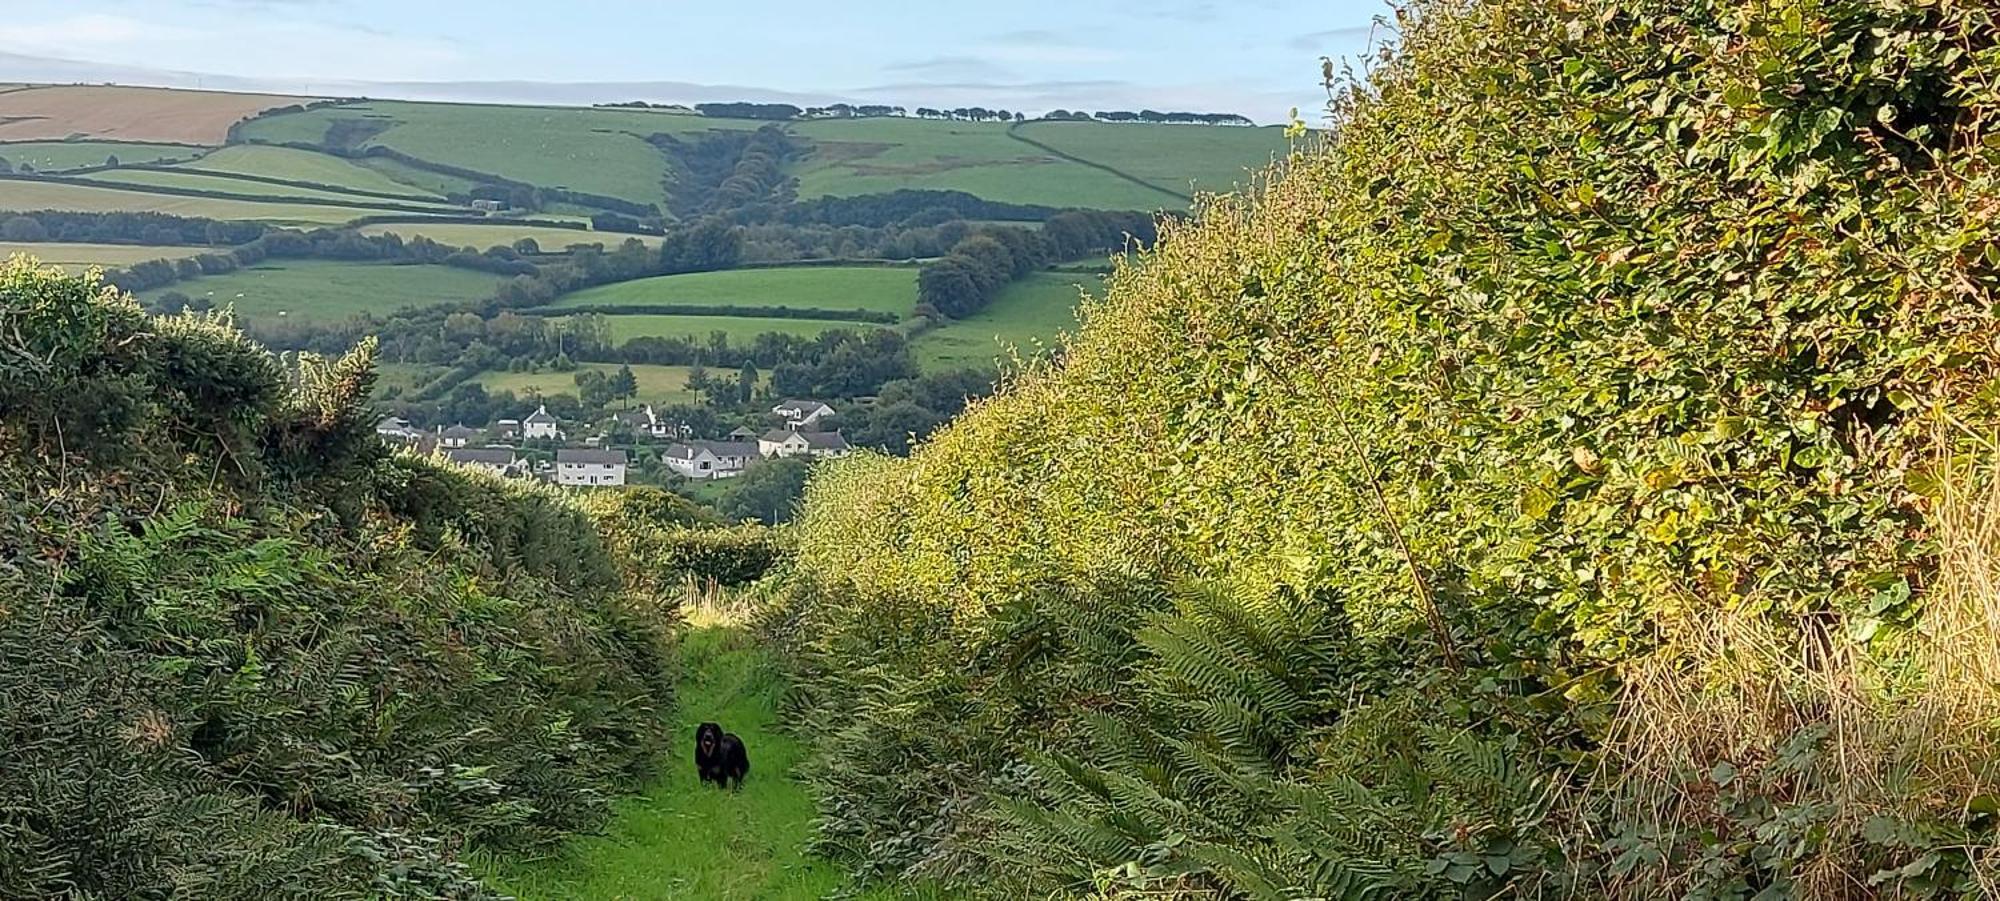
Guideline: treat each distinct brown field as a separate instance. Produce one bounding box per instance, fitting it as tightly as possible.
[0,86,311,144]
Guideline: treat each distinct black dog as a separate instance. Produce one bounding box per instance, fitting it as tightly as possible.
[694,722,750,789]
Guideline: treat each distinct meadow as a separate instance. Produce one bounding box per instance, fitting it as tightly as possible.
[791,118,1182,210]
[1011,120,1294,199]
[912,271,1098,370]
[0,178,419,226]
[74,168,460,208]
[358,221,657,251]
[0,242,206,272]
[0,85,304,143]
[237,100,751,208]
[0,141,202,171]
[468,363,707,406]
[137,260,508,323]
[548,265,918,316]
[594,313,864,344]
[176,144,447,199]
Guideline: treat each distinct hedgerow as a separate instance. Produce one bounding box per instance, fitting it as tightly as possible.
[0,259,673,898]
[773,0,2000,896]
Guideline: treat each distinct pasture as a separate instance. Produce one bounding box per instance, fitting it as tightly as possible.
[0,141,201,171]
[74,168,460,208]
[0,179,416,226]
[358,222,660,252]
[0,242,206,272]
[591,313,870,344]
[136,260,508,324]
[1012,121,1294,199]
[238,100,752,208]
[791,118,1183,210]
[0,85,306,144]
[177,145,446,199]
[548,266,917,316]
[912,271,1100,370]
[469,363,706,406]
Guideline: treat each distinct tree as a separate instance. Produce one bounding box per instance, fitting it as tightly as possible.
[612,364,639,402]
[574,369,615,408]
[736,361,759,404]
[1,216,47,242]
[104,154,120,167]
[715,458,812,524]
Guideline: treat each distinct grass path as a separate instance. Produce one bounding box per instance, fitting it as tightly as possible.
[485,614,931,900]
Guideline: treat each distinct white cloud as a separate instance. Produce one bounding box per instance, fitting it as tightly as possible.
[0,14,199,51]
[0,13,466,83]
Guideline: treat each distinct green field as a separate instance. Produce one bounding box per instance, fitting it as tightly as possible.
[792,118,1181,210]
[137,260,508,323]
[0,141,202,171]
[176,145,446,199]
[913,271,1100,370]
[0,242,205,272]
[468,363,706,405]
[238,100,753,209]
[75,168,459,208]
[0,178,422,226]
[373,362,444,396]
[358,222,659,251]
[1013,121,1293,198]
[591,313,867,344]
[549,266,916,316]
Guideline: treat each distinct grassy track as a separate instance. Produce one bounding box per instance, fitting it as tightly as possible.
[791,118,1174,210]
[137,260,507,323]
[914,271,1102,370]
[177,145,448,199]
[549,266,917,316]
[0,141,202,171]
[75,168,459,208]
[486,614,946,900]
[1010,121,1293,200]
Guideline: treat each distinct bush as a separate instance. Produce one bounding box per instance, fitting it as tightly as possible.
[770,0,2000,896]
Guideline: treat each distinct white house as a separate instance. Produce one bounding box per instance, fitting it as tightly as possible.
[442,447,523,478]
[438,424,480,449]
[556,448,628,487]
[610,404,684,440]
[523,405,561,440]
[771,400,835,429]
[663,440,760,480]
[759,429,851,460]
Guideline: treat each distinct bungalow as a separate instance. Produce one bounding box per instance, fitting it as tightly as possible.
[663,440,760,480]
[375,416,423,445]
[555,448,628,487]
[771,399,835,429]
[759,428,851,460]
[442,447,523,478]
[523,405,561,440]
[727,425,761,442]
[610,404,684,440]
[438,424,480,449]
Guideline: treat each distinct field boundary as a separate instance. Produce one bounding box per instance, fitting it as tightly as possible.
[1005,122,1192,205]
[0,173,451,217]
[89,163,451,205]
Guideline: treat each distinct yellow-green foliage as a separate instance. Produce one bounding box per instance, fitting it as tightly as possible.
[781,0,2000,895]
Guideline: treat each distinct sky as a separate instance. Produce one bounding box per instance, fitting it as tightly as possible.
[0,1,1394,123]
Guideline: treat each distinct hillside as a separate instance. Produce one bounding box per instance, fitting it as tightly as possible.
[772,0,2000,897]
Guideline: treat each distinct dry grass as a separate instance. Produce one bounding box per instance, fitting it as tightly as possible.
[0,85,308,144]
[1598,450,2000,898]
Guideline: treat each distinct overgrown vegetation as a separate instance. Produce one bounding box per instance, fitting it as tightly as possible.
[768,0,2000,896]
[0,259,675,898]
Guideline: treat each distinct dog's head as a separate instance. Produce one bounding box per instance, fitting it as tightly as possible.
[696,722,722,758]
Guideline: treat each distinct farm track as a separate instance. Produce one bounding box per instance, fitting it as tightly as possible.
[1005,122,1193,205]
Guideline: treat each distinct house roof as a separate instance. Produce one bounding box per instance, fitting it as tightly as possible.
[665,441,758,461]
[728,426,759,439]
[524,406,558,424]
[495,418,521,426]
[441,424,480,439]
[445,448,516,466]
[557,448,627,465]
[772,399,832,416]
[802,431,850,451]
[761,429,805,443]
[612,408,655,426]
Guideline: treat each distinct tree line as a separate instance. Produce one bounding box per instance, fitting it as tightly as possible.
[1042,109,1257,125]
[916,210,1157,319]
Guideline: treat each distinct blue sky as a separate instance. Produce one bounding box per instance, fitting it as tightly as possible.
[0,1,1393,123]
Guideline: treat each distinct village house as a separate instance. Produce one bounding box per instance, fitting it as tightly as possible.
[662,440,760,480]
[555,448,628,487]
[438,424,479,449]
[609,404,684,440]
[771,399,835,430]
[727,425,761,442]
[442,447,523,478]
[375,416,423,445]
[492,418,522,442]
[759,428,851,460]
[523,405,561,440]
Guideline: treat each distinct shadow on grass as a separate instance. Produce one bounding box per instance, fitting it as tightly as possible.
[481,613,949,900]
